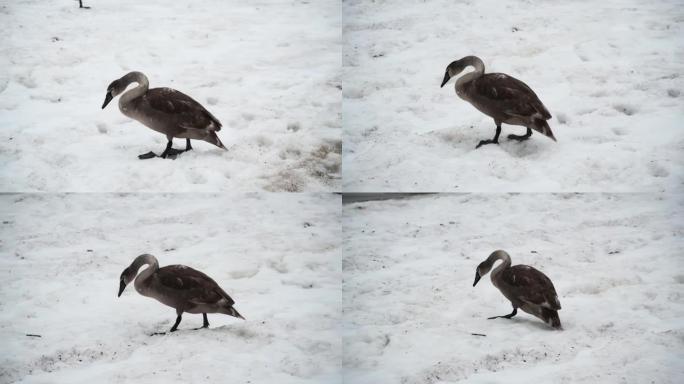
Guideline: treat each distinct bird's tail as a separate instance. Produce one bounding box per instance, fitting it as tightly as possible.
[532,118,557,142]
[541,308,561,329]
[226,306,245,320]
[208,132,227,150]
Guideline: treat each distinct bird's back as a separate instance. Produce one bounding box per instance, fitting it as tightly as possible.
[464,73,551,123]
[125,87,221,136]
[499,265,561,310]
[147,88,221,129]
[148,265,235,310]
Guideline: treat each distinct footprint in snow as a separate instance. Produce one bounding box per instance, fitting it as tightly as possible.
[647,162,669,178]
[613,104,637,116]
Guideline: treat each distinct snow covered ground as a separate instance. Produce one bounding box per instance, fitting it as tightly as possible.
[342,194,684,383]
[0,193,341,383]
[2,1,683,383]
[342,0,684,192]
[0,0,341,192]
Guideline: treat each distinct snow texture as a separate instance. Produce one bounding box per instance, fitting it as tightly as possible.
[343,194,684,383]
[342,0,684,192]
[0,0,341,192]
[2,0,684,383]
[0,193,341,383]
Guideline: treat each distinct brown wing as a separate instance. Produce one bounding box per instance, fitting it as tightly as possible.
[501,265,561,310]
[157,265,234,306]
[145,88,222,131]
[470,73,551,120]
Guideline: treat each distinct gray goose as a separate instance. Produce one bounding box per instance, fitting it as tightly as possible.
[102,71,226,159]
[473,250,562,329]
[440,56,556,148]
[118,254,244,333]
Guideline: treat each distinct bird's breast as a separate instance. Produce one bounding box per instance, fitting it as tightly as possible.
[455,86,472,103]
[134,279,147,296]
[118,102,133,118]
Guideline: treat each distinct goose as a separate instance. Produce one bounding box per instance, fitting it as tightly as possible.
[102,71,226,159]
[118,254,244,333]
[472,250,562,329]
[440,56,556,148]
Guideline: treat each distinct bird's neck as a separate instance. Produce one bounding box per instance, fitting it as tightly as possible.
[131,254,158,293]
[455,56,485,91]
[119,72,149,109]
[488,250,511,281]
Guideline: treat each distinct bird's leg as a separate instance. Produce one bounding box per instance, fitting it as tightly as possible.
[185,139,193,152]
[508,127,532,141]
[476,124,501,149]
[162,137,192,159]
[149,314,183,335]
[159,140,173,158]
[192,313,210,330]
[160,139,185,159]
[169,314,182,332]
[488,307,517,320]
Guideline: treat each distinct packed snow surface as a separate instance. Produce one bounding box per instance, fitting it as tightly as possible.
[0,0,341,192]
[343,194,684,383]
[0,193,341,383]
[343,0,684,192]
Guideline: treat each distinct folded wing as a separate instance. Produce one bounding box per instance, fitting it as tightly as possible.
[157,265,235,306]
[145,88,222,131]
[472,73,552,121]
[501,265,561,310]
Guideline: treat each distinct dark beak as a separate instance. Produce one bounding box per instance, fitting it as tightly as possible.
[102,92,113,109]
[473,272,481,287]
[440,72,450,88]
[118,280,126,297]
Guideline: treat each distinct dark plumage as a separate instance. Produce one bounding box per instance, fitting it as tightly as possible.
[440,56,556,148]
[473,250,562,329]
[118,254,244,333]
[156,265,236,308]
[102,72,226,159]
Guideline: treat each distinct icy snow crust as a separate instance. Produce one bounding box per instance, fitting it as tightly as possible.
[0,193,341,383]
[0,1,341,192]
[342,194,684,383]
[342,0,684,192]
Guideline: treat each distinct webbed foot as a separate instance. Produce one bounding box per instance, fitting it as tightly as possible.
[487,308,517,320]
[476,139,499,149]
[160,147,186,159]
[507,134,531,141]
[138,151,158,160]
[507,128,532,142]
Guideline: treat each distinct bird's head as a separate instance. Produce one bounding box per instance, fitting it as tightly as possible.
[118,266,135,297]
[440,59,468,88]
[473,261,492,287]
[102,78,124,109]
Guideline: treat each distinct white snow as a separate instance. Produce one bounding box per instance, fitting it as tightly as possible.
[0,193,341,383]
[0,0,341,192]
[342,0,684,192]
[2,0,684,383]
[342,194,684,383]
